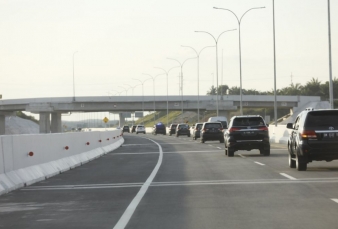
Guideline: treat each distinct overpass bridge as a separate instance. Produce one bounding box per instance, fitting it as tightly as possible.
[0,95,320,134]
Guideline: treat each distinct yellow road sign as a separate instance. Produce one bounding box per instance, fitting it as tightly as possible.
[103,117,109,123]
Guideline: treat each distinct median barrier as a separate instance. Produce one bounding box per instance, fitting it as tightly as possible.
[269,125,291,144]
[0,130,124,196]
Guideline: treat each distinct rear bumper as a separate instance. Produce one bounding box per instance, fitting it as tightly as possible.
[300,142,338,162]
[202,133,223,140]
[228,140,270,151]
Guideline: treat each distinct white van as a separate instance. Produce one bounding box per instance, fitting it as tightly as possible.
[207,116,228,129]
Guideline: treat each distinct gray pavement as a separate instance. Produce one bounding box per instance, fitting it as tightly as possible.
[1,134,338,228]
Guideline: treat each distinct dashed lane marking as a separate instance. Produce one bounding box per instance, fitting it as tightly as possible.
[280,173,297,180]
[238,154,246,158]
[217,147,222,150]
[254,161,265,166]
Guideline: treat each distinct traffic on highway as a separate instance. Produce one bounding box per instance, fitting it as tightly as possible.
[2,109,338,229]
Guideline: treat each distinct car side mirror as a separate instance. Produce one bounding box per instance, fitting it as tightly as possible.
[286,123,293,129]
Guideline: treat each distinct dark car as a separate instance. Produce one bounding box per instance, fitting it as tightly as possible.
[200,122,224,143]
[176,123,190,137]
[122,125,130,133]
[224,115,270,157]
[131,125,136,133]
[152,122,166,135]
[168,124,177,136]
[287,108,338,171]
[192,123,203,140]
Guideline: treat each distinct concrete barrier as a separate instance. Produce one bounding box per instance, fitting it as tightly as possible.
[0,130,124,196]
[269,125,291,144]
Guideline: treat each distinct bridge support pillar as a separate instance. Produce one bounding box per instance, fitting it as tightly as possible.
[119,113,125,126]
[0,114,5,135]
[39,112,51,133]
[51,112,62,133]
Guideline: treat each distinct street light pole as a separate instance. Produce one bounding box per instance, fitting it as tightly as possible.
[72,51,78,102]
[154,66,180,127]
[143,73,164,124]
[181,45,214,122]
[133,78,152,122]
[273,0,278,126]
[213,6,265,115]
[167,57,196,115]
[328,0,334,109]
[195,30,236,116]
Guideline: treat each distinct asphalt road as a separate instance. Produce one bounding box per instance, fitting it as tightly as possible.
[1,133,338,229]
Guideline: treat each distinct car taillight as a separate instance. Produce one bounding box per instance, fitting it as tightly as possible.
[301,130,317,139]
[229,127,240,133]
[219,128,223,131]
[258,127,269,131]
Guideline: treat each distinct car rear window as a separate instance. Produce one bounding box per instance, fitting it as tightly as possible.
[178,124,188,128]
[205,123,222,128]
[305,111,338,128]
[196,124,203,128]
[233,117,265,127]
[137,126,144,128]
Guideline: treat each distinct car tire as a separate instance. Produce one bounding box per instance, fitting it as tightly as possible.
[225,146,228,156]
[176,134,179,137]
[228,148,234,157]
[296,154,307,171]
[263,149,270,156]
[201,138,205,143]
[289,153,296,168]
[136,132,138,134]
[188,134,191,137]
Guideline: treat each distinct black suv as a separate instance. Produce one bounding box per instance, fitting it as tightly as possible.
[224,115,270,157]
[200,122,224,143]
[287,108,338,171]
[122,125,130,133]
[168,124,177,136]
[152,122,166,135]
[176,123,190,137]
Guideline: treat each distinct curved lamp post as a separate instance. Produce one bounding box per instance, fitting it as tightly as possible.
[181,45,215,122]
[72,51,78,102]
[195,29,236,116]
[167,57,196,115]
[133,78,152,119]
[213,6,265,115]
[154,66,180,127]
[142,73,165,124]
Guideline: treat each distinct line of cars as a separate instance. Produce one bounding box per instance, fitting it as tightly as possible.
[123,125,146,134]
[122,108,338,171]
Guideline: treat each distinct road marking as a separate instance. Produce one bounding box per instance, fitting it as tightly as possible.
[238,154,246,158]
[280,173,297,180]
[113,138,163,229]
[208,144,213,147]
[23,177,338,191]
[331,199,338,204]
[111,150,223,155]
[254,161,265,166]
[217,147,222,150]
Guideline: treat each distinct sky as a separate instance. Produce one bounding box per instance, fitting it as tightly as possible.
[0,0,337,100]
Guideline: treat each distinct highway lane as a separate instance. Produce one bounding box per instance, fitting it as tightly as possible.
[1,133,338,228]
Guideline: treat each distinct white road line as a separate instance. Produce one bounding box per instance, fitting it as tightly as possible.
[112,150,223,155]
[217,147,222,150]
[331,199,338,204]
[238,154,246,158]
[280,173,297,180]
[254,161,265,166]
[23,178,338,191]
[113,138,163,229]
[208,145,213,147]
